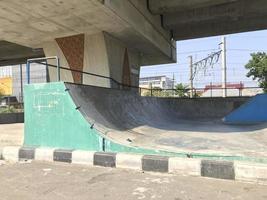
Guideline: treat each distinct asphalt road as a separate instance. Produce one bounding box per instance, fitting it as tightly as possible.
[0,161,266,200]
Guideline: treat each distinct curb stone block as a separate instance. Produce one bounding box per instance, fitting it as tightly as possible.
[169,157,201,176]
[53,149,73,163]
[142,155,169,173]
[2,146,20,162]
[94,152,116,167]
[72,150,95,165]
[19,147,35,160]
[116,153,142,170]
[235,161,267,183]
[35,148,55,161]
[201,160,235,180]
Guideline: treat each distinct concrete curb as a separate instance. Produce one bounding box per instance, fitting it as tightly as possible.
[1,146,267,184]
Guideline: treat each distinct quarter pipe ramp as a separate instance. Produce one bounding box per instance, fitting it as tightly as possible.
[24,82,267,162]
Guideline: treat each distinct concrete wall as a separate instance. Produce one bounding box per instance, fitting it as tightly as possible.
[156,97,250,119]
[104,33,141,88]
[83,33,111,87]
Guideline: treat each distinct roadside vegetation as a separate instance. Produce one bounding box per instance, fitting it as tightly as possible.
[141,83,191,97]
[174,83,190,97]
[0,91,22,113]
[0,106,17,114]
[245,52,267,93]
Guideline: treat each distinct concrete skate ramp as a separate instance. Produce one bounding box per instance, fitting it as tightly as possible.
[66,83,267,160]
[24,82,267,162]
[224,94,267,124]
[66,83,248,131]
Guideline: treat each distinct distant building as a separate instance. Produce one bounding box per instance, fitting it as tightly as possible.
[139,75,175,89]
[201,83,263,97]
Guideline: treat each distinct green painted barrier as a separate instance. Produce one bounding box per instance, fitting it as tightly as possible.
[24,82,162,154]
[24,82,267,164]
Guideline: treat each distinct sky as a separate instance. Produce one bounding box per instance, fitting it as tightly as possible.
[140,30,267,88]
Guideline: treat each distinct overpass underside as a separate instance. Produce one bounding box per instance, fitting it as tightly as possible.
[0,0,267,86]
[1,0,267,164]
[149,0,267,40]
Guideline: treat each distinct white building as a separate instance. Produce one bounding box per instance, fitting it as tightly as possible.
[139,75,175,89]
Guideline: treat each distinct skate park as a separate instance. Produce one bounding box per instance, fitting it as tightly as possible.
[0,0,267,166]
[20,78,267,163]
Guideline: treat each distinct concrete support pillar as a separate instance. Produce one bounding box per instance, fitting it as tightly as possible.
[42,32,141,88]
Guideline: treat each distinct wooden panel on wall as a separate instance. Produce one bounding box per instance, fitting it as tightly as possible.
[56,34,85,83]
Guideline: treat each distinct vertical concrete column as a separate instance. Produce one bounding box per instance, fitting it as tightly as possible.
[42,40,74,83]
[42,32,141,88]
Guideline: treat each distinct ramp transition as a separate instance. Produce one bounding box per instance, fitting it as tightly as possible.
[223,94,267,124]
[24,82,267,162]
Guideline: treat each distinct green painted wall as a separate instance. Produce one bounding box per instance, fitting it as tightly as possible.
[24,82,163,154]
[24,82,102,151]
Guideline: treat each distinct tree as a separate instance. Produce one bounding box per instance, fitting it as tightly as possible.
[174,83,190,97]
[141,87,173,97]
[245,52,267,93]
[151,87,163,97]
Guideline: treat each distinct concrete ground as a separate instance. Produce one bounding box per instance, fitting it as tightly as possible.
[0,123,23,148]
[0,161,266,200]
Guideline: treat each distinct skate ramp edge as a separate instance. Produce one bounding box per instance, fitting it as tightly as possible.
[24,82,164,155]
[223,94,267,124]
[23,82,267,163]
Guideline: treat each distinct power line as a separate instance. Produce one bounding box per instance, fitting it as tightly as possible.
[177,49,218,55]
[177,48,267,55]
[228,49,267,52]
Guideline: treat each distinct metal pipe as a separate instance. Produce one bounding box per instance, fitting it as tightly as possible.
[19,64,23,102]
[26,61,30,84]
[56,57,60,82]
[26,56,60,82]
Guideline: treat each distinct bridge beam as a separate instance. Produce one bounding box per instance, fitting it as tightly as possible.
[172,14,267,40]
[148,0,236,14]
[164,0,267,28]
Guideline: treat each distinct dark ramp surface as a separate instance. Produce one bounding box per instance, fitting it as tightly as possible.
[66,83,267,158]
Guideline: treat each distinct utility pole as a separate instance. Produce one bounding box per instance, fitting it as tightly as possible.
[189,56,194,98]
[221,36,227,97]
[172,73,175,97]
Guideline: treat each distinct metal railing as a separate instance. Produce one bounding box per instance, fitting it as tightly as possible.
[28,59,140,90]
[139,86,264,98]
[27,57,60,84]
[26,58,264,98]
